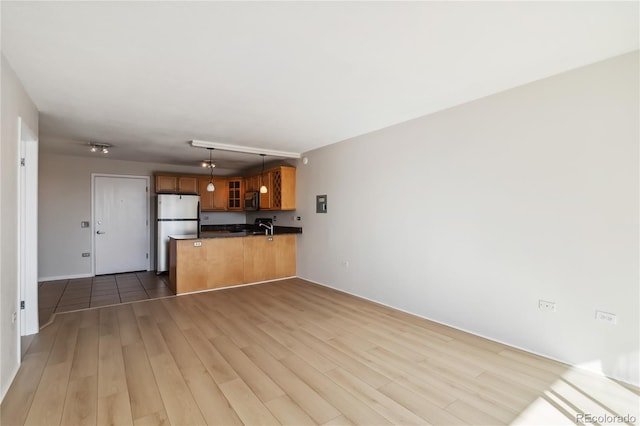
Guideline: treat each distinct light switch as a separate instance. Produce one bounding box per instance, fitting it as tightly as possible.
[316,195,327,213]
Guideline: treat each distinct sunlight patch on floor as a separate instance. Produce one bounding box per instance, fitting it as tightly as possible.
[511,394,576,425]
[512,367,639,425]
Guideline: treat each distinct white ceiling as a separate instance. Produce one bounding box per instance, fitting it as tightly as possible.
[2,1,638,174]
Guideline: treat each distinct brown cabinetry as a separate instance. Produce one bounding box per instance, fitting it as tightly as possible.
[243,234,296,283]
[170,237,245,293]
[227,178,244,210]
[156,165,295,211]
[180,176,199,194]
[259,170,274,210]
[155,175,198,194]
[155,175,177,193]
[258,166,296,211]
[169,234,296,294]
[198,177,228,211]
[244,175,260,193]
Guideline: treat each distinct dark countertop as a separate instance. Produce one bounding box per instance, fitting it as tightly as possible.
[170,232,255,240]
[171,224,302,240]
[201,223,302,234]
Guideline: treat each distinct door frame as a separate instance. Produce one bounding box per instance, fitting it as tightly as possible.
[91,174,151,276]
[17,117,39,337]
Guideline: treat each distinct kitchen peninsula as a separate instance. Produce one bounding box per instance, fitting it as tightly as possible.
[169,229,299,294]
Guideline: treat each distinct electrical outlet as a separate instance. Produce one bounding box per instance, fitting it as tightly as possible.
[193,241,202,247]
[82,252,91,257]
[596,311,617,324]
[539,300,556,312]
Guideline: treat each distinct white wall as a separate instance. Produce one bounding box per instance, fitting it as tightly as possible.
[296,51,639,386]
[1,55,39,400]
[38,153,244,279]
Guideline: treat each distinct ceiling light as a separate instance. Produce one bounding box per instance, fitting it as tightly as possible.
[259,154,268,194]
[206,148,215,192]
[191,140,300,159]
[89,143,111,154]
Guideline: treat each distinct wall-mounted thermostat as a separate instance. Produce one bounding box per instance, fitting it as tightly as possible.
[316,195,327,213]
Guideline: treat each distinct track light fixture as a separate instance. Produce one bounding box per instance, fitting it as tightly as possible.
[89,143,111,154]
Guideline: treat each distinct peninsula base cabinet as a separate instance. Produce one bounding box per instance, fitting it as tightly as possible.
[169,237,244,293]
[169,234,296,294]
[243,235,296,283]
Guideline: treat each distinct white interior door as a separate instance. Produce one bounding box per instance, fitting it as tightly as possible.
[94,175,149,275]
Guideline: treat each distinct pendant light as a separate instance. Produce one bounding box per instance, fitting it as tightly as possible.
[206,148,215,192]
[259,154,268,194]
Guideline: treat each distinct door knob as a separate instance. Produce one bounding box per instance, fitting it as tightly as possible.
[97,231,106,235]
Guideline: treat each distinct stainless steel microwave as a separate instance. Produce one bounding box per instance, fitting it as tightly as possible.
[244,191,259,210]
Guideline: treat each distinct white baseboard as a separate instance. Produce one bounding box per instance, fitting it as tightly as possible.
[38,273,93,282]
[0,363,19,405]
[296,275,637,388]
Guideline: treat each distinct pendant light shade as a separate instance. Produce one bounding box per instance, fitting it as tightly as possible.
[259,154,268,194]
[206,148,215,192]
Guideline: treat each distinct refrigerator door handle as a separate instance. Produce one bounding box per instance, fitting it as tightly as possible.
[197,201,201,238]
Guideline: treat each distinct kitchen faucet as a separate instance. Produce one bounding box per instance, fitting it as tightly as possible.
[259,222,274,235]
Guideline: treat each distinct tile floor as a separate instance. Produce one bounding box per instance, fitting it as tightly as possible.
[38,271,174,327]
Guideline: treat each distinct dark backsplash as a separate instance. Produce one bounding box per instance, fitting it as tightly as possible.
[200,222,302,234]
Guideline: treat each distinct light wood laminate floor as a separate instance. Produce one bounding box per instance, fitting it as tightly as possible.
[3,278,638,425]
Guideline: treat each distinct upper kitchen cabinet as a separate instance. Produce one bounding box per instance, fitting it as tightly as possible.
[227,178,244,211]
[259,166,296,211]
[259,170,274,210]
[244,174,260,193]
[155,166,295,211]
[155,174,198,194]
[198,177,228,211]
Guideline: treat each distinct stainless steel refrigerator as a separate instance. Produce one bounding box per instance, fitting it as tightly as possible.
[156,193,200,273]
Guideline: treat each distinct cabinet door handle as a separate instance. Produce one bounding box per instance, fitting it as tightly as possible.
[97,231,106,235]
